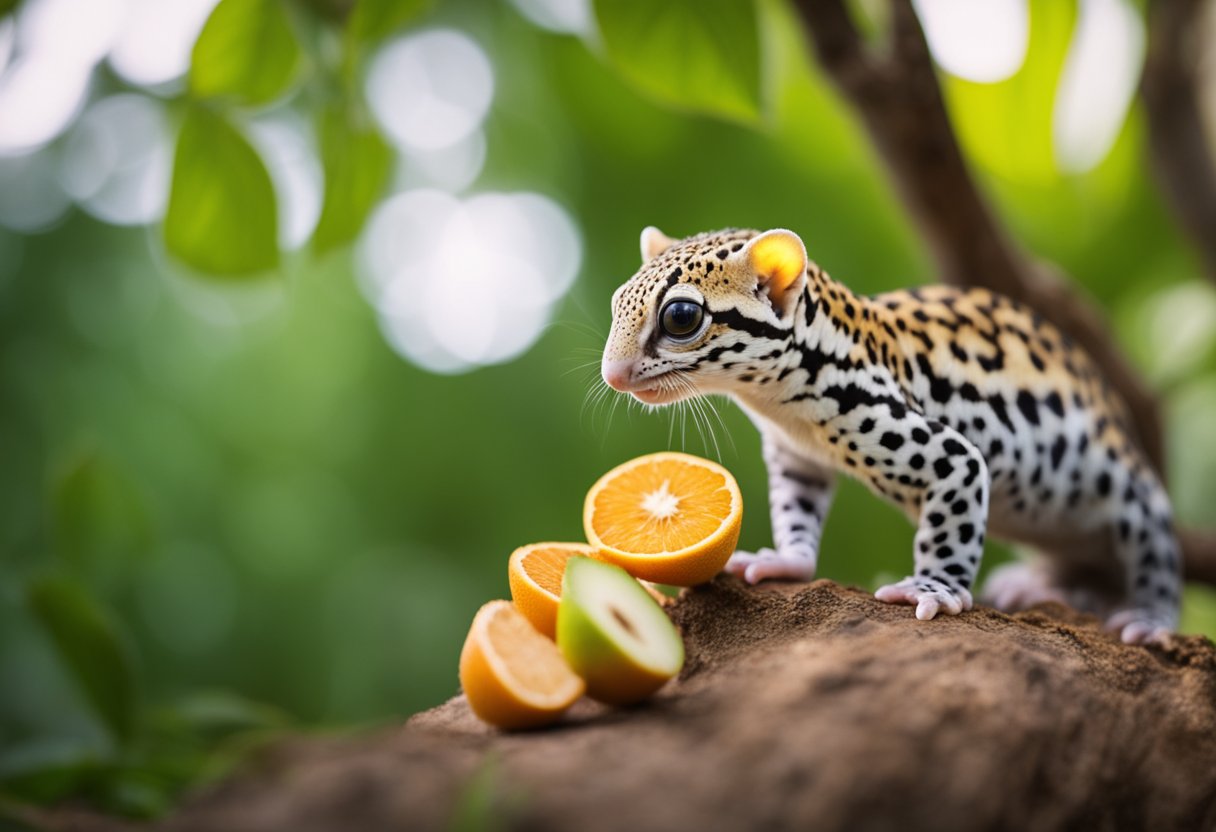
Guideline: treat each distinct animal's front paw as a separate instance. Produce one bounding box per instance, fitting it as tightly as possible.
[1105,608,1174,646]
[724,547,816,584]
[875,576,973,621]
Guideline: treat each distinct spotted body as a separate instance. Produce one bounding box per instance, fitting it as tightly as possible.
[601,227,1181,644]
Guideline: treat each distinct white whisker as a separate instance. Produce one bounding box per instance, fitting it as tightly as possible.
[681,399,689,451]
[690,390,722,462]
[607,389,623,433]
[545,314,605,342]
[563,359,603,378]
[702,394,736,456]
[667,372,716,460]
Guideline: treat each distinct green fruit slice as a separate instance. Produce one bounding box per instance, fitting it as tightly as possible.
[556,556,684,705]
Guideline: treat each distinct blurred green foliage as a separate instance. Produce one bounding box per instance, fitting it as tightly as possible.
[593,0,763,122]
[165,106,281,275]
[312,107,393,253]
[26,577,137,745]
[348,0,432,44]
[190,0,302,105]
[1,0,1215,819]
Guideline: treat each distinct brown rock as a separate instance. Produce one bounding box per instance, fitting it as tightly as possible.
[156,578,1216,832]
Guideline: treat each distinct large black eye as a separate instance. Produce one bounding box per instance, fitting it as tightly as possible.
[660,300,704,339]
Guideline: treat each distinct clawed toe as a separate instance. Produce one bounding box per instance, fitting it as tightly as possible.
[1106,609,1173,646]
[875,576,971,621]
[724,549,815,584]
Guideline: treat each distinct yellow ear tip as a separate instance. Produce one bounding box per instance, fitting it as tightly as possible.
[748,229,807,290]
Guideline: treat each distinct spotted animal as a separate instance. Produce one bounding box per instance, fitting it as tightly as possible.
[600,227,1181,644]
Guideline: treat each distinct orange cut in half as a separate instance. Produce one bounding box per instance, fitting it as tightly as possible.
[509,542,601,639]
[584,452,743,586]
[459,600,585,730]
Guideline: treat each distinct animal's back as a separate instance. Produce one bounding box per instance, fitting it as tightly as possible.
[870,284,1165,576]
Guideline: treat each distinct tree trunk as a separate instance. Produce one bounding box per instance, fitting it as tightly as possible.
[129,579,1216,832]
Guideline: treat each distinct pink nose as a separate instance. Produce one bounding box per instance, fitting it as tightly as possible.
[602,359,635,392]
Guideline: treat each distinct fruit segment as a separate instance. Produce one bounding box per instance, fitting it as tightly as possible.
[584,451,743,586]
[459,600,585,730]
[509,542,601,639]
[557,556,684,705]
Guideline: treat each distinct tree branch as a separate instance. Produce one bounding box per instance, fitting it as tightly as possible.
[1182,528,1216,586]
[786,0,1216,584]
[1130,0,1216,592]
[150,580,1216,832]
[1141,0,1216,283]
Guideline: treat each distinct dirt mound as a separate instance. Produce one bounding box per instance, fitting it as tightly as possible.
[153,578,1216,832]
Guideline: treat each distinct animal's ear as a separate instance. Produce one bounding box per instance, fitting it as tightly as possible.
[640,226,675,262]
[744,229,808,316]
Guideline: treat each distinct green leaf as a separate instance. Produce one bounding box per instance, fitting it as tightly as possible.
[190,0,301,105]
[0,0,22,18]
[164,106,279,276]
[27,577,137,746]
[591,0,762,122]
[348,0,430,43]
[148,690,289,744]
[312,109,393,254]
[0,739,110,808]
[52,451,153,578]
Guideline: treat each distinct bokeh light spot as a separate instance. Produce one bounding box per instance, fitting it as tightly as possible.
[248,112,322,251]
[20,0,128,65]
[914,0,1028,83]
[108,0,219,88]
[0,150,71,232]
[0,18,14,76]
[0,57,92,155]
[1139,280,1216,384]
[396,128,486,193]
[1052,0,1144,174]
[366,29,494,152]
[507,0,592,35]
[0,0,127,154]
[1168,377,1216,525]
[359,189,582,374]
[59,93,172,226]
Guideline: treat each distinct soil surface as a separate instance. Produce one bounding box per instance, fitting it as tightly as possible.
[50,578,1216,832]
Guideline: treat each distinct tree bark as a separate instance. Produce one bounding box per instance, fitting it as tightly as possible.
[123,580,1216,832]
[1142,0,1216,284]
[1138,0,1216,615]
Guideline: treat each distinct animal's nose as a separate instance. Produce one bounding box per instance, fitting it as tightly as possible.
[602,359,636,392]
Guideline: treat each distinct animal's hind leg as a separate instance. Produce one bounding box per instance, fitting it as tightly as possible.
[1106,481,1182,645]
[981,555,1068,612]
[982,553,1113,616]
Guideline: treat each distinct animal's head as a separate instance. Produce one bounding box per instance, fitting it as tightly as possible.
[601,226,809,405]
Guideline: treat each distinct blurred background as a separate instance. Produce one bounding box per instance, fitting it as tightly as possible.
[1,0,1215,816]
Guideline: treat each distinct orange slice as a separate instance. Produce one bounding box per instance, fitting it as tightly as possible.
[509,542,601,639]
[459,600,585,730]
[584,452,743,586]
